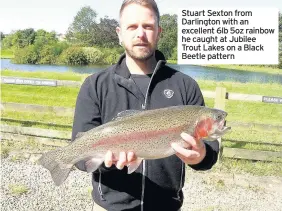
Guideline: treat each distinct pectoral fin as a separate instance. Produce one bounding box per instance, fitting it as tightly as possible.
[85,157,104,173]
[126,158,143,174]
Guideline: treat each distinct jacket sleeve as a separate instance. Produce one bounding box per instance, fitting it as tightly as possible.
[186,79,220,170]
[71,75,102,172]
[72,75,118,173]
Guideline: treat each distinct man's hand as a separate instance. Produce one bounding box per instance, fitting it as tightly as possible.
[104,151,137,170]
[171,132,206,165]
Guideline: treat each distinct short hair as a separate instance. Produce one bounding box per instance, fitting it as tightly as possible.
[119,0,160,26]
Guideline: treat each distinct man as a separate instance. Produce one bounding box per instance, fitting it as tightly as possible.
[71,0,219,210]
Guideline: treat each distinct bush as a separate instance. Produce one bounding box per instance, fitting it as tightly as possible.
[278,51,282,69]
[83,47,103,64]
[53,41,69,56]
[38,45,57,64]
[59,47,88,65]
[170,47,177,60]
[12,45,38,64]
[101,48,122,65]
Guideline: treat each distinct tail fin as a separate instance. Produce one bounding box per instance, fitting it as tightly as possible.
[38,150,72,186]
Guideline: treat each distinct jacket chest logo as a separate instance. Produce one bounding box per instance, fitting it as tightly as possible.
[163,89,174,98]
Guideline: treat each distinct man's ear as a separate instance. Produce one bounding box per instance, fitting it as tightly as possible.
[116,26,122,45]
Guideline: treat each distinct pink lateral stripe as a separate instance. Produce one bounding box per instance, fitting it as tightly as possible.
[92,125,185,148]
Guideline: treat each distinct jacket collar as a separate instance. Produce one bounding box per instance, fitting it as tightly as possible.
[114,50,167,79]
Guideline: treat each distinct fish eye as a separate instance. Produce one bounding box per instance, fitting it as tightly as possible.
[215,113,222,121]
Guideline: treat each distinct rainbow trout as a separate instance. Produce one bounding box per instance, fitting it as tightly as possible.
[39,105,230,186]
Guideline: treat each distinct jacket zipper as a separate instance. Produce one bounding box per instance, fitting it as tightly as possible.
[140,60,163,211]
[177,162,184,201]
[98,169,105,201]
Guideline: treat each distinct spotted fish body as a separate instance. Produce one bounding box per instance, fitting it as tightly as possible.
[39,105,230,186]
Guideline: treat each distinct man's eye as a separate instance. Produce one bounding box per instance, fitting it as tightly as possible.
[128,26,137,30]
[144,25,153,30]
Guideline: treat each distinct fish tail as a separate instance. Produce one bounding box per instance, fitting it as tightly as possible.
[38,149,72,186]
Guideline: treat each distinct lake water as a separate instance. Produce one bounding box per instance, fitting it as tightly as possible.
[1,59,282,84]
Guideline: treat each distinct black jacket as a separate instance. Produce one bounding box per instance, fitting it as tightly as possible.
[71,50,219,211]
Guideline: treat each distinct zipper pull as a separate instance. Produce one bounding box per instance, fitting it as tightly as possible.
[141,104,145,109]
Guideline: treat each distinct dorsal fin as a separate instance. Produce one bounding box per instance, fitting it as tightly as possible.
[112,110,142,121]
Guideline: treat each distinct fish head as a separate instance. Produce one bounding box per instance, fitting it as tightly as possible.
[193,108,230,141]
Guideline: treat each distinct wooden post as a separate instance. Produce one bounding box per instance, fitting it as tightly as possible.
[214,87,227,161]
[214,87,226,110]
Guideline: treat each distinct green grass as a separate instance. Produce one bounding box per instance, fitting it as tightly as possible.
[1,109,73,131]
[2,110,74,125]
[197,80,282,97]
[203,98,282,126]
[199,81,282,126]
[1,120,72,131]
[223,140,282,152]
[1,139,58,159]
[2,79,281,126]
[213,157,282,176]
[1,69,88,82]
[201,64,282,75]
[8,184,29,195]
[223,126,282,145]
[211,125,282,176]
[225,100,281,125]
[167,59,177,64]
[1,84,79,107]
[1,49,14,59]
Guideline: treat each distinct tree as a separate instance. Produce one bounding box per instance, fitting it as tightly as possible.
[66,6,98,46]
[279,12,282,31]
[1,32,5,40]
[66,6,120,47]
[95,16,119,47]
[12,28,36,48]
[157,14,177,59]
[34,29,58,49]
[2,34,14,49]
[279,13,282,44]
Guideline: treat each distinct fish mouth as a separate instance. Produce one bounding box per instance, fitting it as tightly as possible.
[218,119,225,130]
[209,126,231,140]
[208,119,230,140]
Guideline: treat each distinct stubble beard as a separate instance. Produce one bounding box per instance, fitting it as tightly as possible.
[125,45,155,61]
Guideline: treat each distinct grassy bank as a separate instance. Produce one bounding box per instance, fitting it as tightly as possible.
[1,49,14,59]
[2,80,281,125]
[197,80,282,97]
[2,70,282,96]
[1,69,88,82]
[212,157,282,176]
[166,60,281,75]
[1,84,79,107]
[202,64,282,75]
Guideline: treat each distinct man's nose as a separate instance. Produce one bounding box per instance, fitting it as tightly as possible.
[136,26,146,38]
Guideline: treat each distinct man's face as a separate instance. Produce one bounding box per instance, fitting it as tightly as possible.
[117,4,162,61]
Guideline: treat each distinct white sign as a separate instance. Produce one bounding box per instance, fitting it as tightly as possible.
[1,77,57,86]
